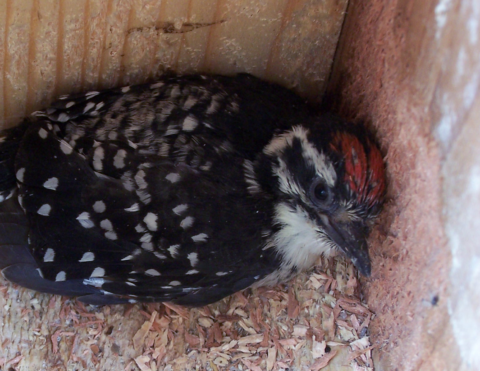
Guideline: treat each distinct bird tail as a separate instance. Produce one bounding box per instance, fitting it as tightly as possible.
[0,122,100,298]
[0,197,101,297]
[0,120,30,200]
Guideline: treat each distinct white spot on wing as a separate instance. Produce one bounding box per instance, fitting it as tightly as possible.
[93,146,104,171]
[83,102,95,113]
[165,126,180,136]
[37,204,51,216]
[91,267,105,277]
[186,270,199,275]
[206,95,221,114]
[121,171,134,191]
[159,142,170,156]
[183,96,198,110]
[180,216,194,229]
[93,201,106,213]
[85,91,99,99]
[113,149,127,169]
[144,212,158,231]
[43,177,59,190]
[43,248,55,262]
[60,140,73,155]
[125,203,139,212]
[216,271,228,276]
[38,128,48,139]
[154,252,167,259]
[83,277,105,287]
[191,233,208,243]
[100,219,113,230]
[140,233,152,243]
[121,255,134,261]
[150,82,164,89]
[135,170,147,189]
[136,189,151,204]
[145,269,161,276]
[16,168,25,182]
[55,271,66,282]
[165,173,180,183]
[105,231,117,240]
[169,280,181,286]
[182,115,198,131]
[168,245,180,257]
[187,252,198,267]
[77,212,94,228]
[58,113,69,122]
[79,252,95,262]
[172,204,188,215]
[121,86,130,93]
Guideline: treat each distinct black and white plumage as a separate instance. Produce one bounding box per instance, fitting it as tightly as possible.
[0,74,386,306]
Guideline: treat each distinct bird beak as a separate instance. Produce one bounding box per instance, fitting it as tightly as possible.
[320,216,371,276]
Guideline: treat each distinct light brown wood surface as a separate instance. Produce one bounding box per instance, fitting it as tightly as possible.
[0,0,347,129]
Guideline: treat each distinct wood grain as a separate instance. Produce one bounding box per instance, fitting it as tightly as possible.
[0,0,347,128]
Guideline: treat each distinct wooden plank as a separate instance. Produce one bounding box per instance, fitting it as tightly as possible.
[175,0,219,74]
[3,0,34,127]
[98,0,131,89]
[120,0,163,85]
[82,0,108,90]
[264,0,348,102]
[56,0,87,96]
[203,0,289,77]
[26,0,60,113]
[149,0,194,76]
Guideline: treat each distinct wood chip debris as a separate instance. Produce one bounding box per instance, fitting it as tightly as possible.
[0,256,375,370]
[124,257,376,370]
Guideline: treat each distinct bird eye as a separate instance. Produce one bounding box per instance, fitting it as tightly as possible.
[310,179,332,208]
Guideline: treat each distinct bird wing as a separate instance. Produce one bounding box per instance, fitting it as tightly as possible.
[3,115,276,306]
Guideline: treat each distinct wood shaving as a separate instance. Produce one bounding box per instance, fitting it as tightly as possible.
[0,256,375,370]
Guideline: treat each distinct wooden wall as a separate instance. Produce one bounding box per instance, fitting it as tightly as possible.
[327,0,480,369]
[0,0,347,128]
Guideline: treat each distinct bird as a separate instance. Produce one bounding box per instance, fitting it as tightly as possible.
[0,73,386,306]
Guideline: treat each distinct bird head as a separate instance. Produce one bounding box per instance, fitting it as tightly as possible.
[246,116,386,276]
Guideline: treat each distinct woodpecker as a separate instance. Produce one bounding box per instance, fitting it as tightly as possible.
[0,74,385,306]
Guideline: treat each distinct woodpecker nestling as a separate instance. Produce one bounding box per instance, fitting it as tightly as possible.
[0,74,385,306]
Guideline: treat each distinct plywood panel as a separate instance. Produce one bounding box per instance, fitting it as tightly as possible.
[0,0,347,128]
[56,0,87,96]
[265,0,347,101]
[121,0,163,85]
[175,0,219,73]
[203,0,289,77]
[3,0,34,126]
[82,0,108,90]
[26,0,60,112]
[98,0,132,89]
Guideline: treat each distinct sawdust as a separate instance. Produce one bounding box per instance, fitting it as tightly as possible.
[10,256,374,370]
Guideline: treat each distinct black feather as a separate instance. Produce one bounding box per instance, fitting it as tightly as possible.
[0,73,384,306]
